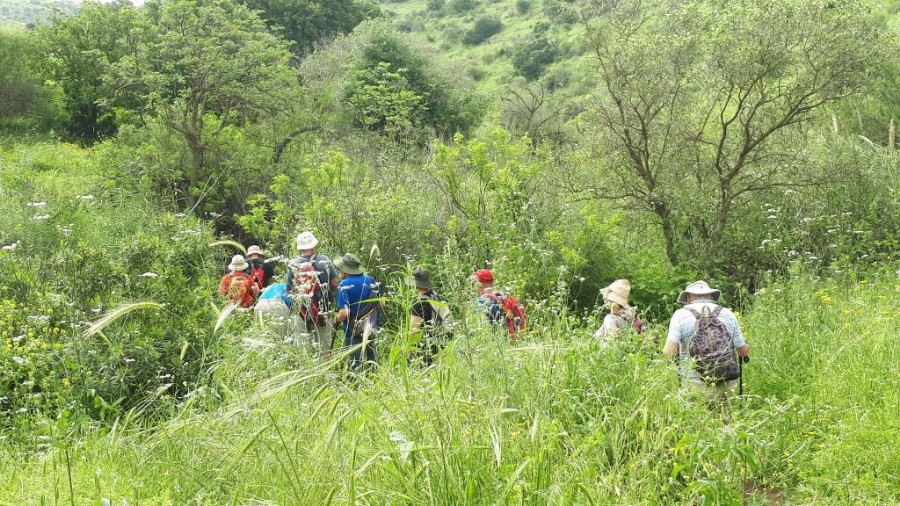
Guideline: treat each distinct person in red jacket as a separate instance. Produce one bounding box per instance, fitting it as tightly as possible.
[218,255,258,308]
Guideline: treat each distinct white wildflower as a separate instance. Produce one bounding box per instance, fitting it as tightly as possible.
[140,272,159,278]
[76,195,95,201]
[33,214,50,221]
[12,356,25,364]
[1,242,19,251]
[27,202,47,208]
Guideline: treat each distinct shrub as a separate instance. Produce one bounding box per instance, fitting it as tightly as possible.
[463,16,503,45]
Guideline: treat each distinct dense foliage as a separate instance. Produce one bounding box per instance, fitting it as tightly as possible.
[0,0,898,503]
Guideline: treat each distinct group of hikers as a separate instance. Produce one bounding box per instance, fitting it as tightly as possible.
[218,231,751,401]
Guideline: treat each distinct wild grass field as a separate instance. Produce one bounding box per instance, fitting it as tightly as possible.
[0,273,897,504]
[2,0,900,504]
[0,140,897,505]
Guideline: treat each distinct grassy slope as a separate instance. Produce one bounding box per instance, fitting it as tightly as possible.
[0,215,896,505]
[380,0,588,97]
[0,0,78,24]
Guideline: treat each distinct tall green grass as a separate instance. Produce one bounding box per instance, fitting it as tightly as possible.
[1,272,896,504]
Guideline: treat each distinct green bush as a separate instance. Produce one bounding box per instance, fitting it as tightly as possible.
[463,16,503,45]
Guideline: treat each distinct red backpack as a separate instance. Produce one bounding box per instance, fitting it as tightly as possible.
[225,272,257,308]
[290,262,325,325]
[248,267,266,290]
[483,292,527,340]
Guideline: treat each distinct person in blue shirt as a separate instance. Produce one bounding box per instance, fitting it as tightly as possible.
[331,253,384,372]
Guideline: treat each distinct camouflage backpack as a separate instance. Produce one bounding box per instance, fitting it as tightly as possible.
[686,306,740,382]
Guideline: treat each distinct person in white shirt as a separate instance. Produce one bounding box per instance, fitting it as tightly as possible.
[663,280,750,402]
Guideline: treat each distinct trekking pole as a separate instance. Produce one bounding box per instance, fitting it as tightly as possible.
[739,355,750,396]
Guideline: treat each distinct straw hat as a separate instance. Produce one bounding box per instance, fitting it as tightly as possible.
[295,231,318,251]
[409,267,433,289]
[600,279,631,308]
[247,245,264,258]
[228,255,249,271]
[677,280,721,303]
[334,253,363,275]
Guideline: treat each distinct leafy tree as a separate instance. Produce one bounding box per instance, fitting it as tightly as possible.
[109,0,300,211]
[577,0,884,272]
[239,0,380,55]
[511,22,558,80]
[37,0,140,143]
[341,21,485,140]
[346,62,426,141]
[0,26,59,131]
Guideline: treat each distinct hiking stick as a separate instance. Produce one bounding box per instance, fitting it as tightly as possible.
[739,355,750,396]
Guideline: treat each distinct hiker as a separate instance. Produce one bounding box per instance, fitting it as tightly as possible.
[663,280,750,402]
[594,279,642,344]
[254,282,294,336]
[331,253,384,373]
[409,267,453,365]
[473,269,526,340]
[286,231,339,352]
[217,255,259,308]
[245,245,275,289]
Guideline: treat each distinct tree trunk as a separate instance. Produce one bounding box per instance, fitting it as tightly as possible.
[186,138,204,211]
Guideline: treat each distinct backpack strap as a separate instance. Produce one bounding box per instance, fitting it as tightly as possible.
[685,306,721,319]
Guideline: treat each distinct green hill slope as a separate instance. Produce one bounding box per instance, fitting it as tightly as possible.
[0,0,78,24]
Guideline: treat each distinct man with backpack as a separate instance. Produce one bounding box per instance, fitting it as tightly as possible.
[331,254,384,373]
[217,255,259,308]
[663,280,750,402]
[473,269,526,340]
[409,267,453,365]
[286,231,339,353]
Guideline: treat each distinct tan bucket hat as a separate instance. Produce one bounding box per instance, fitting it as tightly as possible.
[600,279,631,308]
[677,280,721,303]
[228,255,249,271]
[247,245,264,258]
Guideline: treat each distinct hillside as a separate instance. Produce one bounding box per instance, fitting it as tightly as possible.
[0,0,78,24]
[1,0,899,503]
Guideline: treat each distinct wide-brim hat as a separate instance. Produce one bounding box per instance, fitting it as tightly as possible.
[677,280,721,303]
[600,279,631,308]
[247,245,264,258]
[295,231,318,250]
[228,254,249,271]
[408,267,433,289]
[334,253,363,275]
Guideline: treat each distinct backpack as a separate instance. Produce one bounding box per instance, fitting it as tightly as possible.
[483,292,527,340]
[289,262,326,326]
[226,272,256,308]
[632,312,644,334]
[424,293,454,341]
[248,266,266,291]
[686,306,740,382]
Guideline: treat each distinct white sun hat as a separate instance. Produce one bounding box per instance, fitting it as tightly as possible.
[677,280,721,303]
[247,245,264,258]
[228,255,249,271]
[295,231,318,251]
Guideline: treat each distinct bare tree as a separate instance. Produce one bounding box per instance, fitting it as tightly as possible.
[578,0,883,271]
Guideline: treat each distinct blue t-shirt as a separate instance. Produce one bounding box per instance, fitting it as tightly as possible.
[336,274,382,338]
